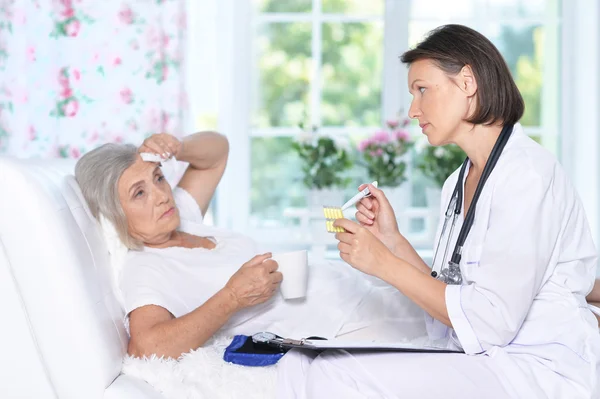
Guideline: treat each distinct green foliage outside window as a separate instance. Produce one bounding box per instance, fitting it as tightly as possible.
[251,0,551,225]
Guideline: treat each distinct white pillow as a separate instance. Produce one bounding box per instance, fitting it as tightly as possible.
[98,213,128,311]
[65,175,128,312]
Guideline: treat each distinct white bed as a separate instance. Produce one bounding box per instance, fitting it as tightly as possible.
[0,156,437,399]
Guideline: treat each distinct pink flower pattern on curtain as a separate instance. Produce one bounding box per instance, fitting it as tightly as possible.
[0,0,187,159]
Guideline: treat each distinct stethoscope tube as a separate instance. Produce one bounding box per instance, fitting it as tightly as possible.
[431,124,515,283]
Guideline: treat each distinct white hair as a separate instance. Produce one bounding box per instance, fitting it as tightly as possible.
[75,143,142,250]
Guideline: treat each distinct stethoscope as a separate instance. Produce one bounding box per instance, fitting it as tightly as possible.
[430,124,514,285]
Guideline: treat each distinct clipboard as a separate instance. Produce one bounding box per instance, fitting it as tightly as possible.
[251,332,464,354]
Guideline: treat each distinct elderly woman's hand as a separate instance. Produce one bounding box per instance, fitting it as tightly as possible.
[334,218,395,278]
[139,133,183,159]
[224,253,283,310]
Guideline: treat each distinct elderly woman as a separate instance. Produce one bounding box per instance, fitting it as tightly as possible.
[75,131,422,359]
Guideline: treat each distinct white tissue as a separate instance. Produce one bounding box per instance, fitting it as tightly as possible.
[140,152,165,163]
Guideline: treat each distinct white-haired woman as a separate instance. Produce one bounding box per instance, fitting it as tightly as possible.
[75,132,422,360]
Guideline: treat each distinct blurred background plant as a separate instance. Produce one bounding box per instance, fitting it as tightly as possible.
[357,118,413,187]
[415,142,466,188]
[291,123,352,190]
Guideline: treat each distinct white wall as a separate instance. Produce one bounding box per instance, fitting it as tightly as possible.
[560,0,600,273]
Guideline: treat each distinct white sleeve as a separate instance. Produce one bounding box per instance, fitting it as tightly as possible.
[120,257,188,319]
[172,186,204,224]
[445,161,560,354]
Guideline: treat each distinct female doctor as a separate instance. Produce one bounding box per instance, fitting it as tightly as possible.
[277,24,600,399]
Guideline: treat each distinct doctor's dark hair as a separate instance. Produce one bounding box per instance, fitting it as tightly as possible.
[401,24,524,127]
[75,143,143,250]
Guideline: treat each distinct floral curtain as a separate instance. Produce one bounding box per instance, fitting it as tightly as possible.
[0,0,187,159]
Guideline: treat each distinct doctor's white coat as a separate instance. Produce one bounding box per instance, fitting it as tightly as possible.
[426,123,600,398]
[277,124,600,399]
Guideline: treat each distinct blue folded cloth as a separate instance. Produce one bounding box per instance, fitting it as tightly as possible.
[223,335,287,367]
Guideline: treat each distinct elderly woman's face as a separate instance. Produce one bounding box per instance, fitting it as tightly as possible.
[117,156,180,245]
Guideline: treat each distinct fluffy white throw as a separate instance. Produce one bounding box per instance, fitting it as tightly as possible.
[122,335,279,399]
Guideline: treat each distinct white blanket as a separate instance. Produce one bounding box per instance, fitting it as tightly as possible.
[121,311,428,399]
[122,335,279,399]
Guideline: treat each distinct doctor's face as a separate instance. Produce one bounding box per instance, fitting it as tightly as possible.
[117,156,180,246]
[407,59,475,146]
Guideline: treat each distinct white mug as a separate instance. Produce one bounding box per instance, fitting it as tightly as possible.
[272,250,308,300]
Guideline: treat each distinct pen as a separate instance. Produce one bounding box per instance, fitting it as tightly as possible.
[340,181,378,211]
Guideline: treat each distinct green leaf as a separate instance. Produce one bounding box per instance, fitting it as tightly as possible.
[80,14,95,24]
[96,66,105,76]
[59,146,69,158]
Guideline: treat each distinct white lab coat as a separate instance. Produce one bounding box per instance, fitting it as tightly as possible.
[277,124,600,399]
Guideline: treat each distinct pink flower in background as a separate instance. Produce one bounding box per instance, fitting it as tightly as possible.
[119,7,134,24]
[60,87,73,99]
[88,131,99,143]
[358,139,372,152]
[72,69,80,81]
[162,34,170,47]
[372,130,390,143]
[71,147,81,159]
[161,64,169,81]
[120,88,133,104]
[58,68,69,87]
[386,119,399,129]
[62,8,74,18]
[64,18,80,37]
[113,57,122,66]
[28,126,36,141]
[114,135,123,143]
[393,129,410,141]
[62,98,79,117]
[128,120,138,131]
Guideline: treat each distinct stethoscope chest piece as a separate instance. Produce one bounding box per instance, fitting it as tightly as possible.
[438,260,463,285]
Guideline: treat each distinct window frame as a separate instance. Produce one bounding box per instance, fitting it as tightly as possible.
[212,0,598,255]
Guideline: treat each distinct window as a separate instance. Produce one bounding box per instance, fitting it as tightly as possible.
[250,0,385,235]
[203,0,563,254]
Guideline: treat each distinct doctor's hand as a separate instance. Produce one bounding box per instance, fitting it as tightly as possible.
[139,133,183,160]
[355,183,401,250]
[224,253,283,311]
[334,218,395,278]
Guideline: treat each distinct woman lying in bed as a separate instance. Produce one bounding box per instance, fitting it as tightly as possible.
[75,131,419,359]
